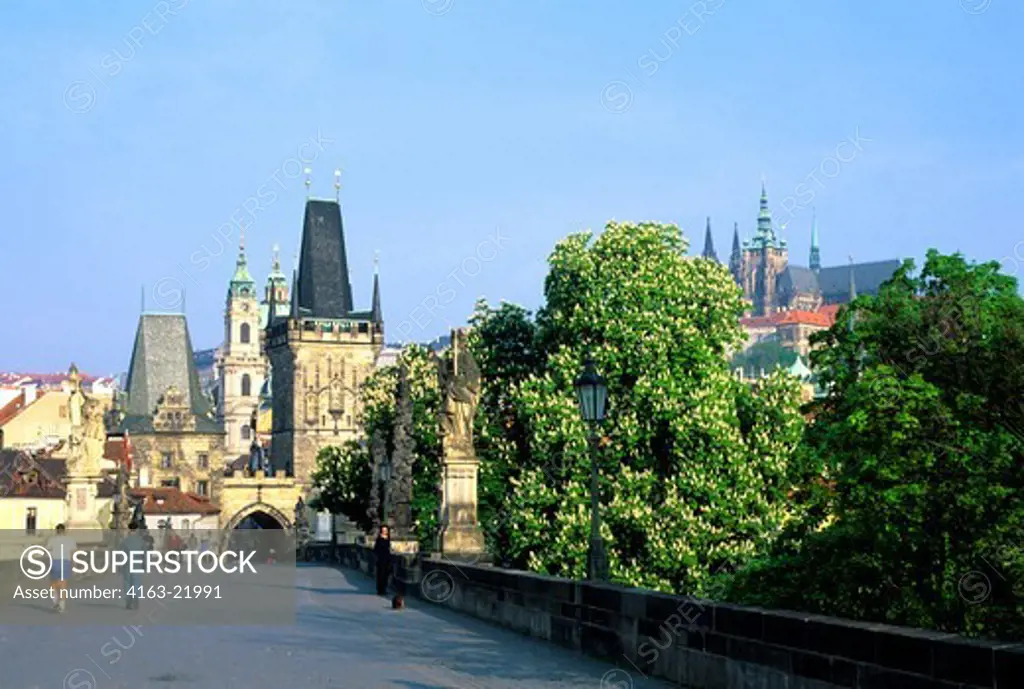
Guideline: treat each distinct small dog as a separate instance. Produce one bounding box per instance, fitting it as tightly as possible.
[391,594,405,610]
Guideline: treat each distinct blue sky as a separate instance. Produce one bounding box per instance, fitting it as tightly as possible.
[0,0,1019,374]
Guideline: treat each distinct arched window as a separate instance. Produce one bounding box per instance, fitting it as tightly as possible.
[240,323,251,344]
[241,374,251,397]
[241,425,251,440]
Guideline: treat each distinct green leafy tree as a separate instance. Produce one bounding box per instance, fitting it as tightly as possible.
[468,299,543,564]
[473,221,805,593]
[724,251,1024,640]
[361,344,443,549]
[310,441,374,532]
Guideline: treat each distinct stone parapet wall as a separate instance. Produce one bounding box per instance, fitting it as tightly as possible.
[336,544,1022,688]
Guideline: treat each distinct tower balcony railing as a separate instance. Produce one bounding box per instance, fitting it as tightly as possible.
[267,317,382,344]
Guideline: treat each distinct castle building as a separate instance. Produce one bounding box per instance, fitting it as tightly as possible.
[116,313,225,500]
[708,185,901,317]
[266,197,384,487]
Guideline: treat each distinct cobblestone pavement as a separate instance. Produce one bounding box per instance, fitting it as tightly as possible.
[1,564,672,688]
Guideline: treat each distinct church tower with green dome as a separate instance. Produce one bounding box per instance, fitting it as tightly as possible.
[216,228,267,457]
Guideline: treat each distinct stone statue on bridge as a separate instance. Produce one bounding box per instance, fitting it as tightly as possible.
[437,328,481,454]
[435,329,485,560]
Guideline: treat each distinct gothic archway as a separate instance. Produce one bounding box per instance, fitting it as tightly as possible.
[223,502,291,532]
[223,502,292,560]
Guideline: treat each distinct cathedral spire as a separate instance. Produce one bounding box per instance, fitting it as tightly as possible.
[701,217,718,261]
[230,224,254,288]
[370,251,382,323]
[809,209,821,273]
[729,221,742,279]
[756,183,775,244]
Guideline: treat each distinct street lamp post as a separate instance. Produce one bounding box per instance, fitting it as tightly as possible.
[575,357,609,581]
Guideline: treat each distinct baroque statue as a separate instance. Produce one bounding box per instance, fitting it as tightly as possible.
[436,328,481,453]
[66,366,105,477]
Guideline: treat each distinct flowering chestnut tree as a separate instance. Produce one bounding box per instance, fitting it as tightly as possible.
[471,221,805,594]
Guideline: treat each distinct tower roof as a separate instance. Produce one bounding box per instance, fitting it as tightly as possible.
[266,243,287,285]
[749,184,783,250]
[122,314,218,431]
[296,199,353,318]
[371,253,382,323]
[701,217,718,261]
[231,229,254,286]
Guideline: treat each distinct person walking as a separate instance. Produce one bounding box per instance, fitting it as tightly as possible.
[45,524,77,613]
[119,522,149,610]
[373,525,392,596]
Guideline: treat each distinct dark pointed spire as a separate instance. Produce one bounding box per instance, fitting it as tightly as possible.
[290,264,300,318]
[729,221,743,280]
[809,208,821,273]
[267,272,279,328]
[296,199,354,317]
[370,252,382,323]
[701,217,718,261]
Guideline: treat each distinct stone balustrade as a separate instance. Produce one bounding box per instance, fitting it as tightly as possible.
[335,544,1022,688]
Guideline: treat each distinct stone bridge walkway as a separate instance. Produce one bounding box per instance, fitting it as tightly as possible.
[2,564,673,688]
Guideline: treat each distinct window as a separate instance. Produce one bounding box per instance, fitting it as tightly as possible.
[240,323,251,344]
[161,452,173,469]
[25,507,37,535]
[241,425,251,441]
[196,480,209,497]
[241,374,251,397]
[197,453,209,469]
[161,478,180,488]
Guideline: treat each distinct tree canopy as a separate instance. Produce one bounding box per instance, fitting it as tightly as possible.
[471,221,805,592]
[724,250,1024,640]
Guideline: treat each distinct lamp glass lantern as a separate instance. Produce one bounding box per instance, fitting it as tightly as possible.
[574,358,608,423]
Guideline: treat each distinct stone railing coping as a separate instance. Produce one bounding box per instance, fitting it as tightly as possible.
[341,545,1023,689]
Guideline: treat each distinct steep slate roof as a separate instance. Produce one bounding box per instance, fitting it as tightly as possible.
[121,314,220,433]
[818,260,901,301]
[297,199,354,318]
[777,266,820,295]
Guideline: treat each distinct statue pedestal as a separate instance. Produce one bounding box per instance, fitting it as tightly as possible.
[438,448,485,559]
[65,475,106,543]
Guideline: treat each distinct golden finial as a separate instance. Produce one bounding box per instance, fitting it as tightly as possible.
[334,168,342,202]
[304,167,312,196]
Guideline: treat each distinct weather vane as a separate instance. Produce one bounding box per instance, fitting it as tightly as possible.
[304,167,312,196]
[334,168,342,202]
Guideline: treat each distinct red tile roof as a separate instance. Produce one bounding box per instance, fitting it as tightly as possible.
[0,449,65,498]
[740,308,837,329]
[129,487,220,515]
[0,372,100,386]
[775,310,835,327]
[0,390,46,426]
[818,304,841,321]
